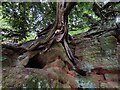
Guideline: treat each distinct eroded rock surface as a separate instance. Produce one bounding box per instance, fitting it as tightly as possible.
[73,33,120,88]
[2,30,120,89]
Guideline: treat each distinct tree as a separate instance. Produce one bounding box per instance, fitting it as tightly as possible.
[1,1,120,89]
[16,1,82,74]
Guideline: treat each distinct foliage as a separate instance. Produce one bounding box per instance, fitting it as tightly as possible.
[68,2,100,35]
[1,2,56,41]
[1,2,120,42]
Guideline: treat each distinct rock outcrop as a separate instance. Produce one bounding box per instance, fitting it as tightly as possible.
[1,28,120,89]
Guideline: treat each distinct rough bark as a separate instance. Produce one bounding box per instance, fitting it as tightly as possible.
[1,2,120,89]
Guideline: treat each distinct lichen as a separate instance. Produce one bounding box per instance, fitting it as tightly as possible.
[76,75,96,88]
[80,61,94,72]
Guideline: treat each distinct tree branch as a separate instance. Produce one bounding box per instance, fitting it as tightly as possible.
[64,2,77,16]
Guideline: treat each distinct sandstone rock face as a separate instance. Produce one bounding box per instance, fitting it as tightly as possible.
[2,43,78,89]
[2,62,78,89]
[2,30,120,89]
[73,33,120,88]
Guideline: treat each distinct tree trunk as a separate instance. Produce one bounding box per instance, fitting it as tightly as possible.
[1,2,120,89]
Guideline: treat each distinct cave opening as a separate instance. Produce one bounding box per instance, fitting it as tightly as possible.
[25,55,46,69]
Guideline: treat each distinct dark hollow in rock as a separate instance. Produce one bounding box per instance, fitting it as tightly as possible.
[25,55,46,69]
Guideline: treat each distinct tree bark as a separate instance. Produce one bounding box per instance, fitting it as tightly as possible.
[1,2,120,89]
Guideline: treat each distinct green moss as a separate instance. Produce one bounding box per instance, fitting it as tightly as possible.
[82,47,101,61]
[100,81,119,88]
[24,75,49,88]
[48,43,64,55]
[100,82,108,88]
[100,35,117,56]
[53,80,70,88]
[53,80,62,88]
[104,36,117,49]
[25,76,38,88]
